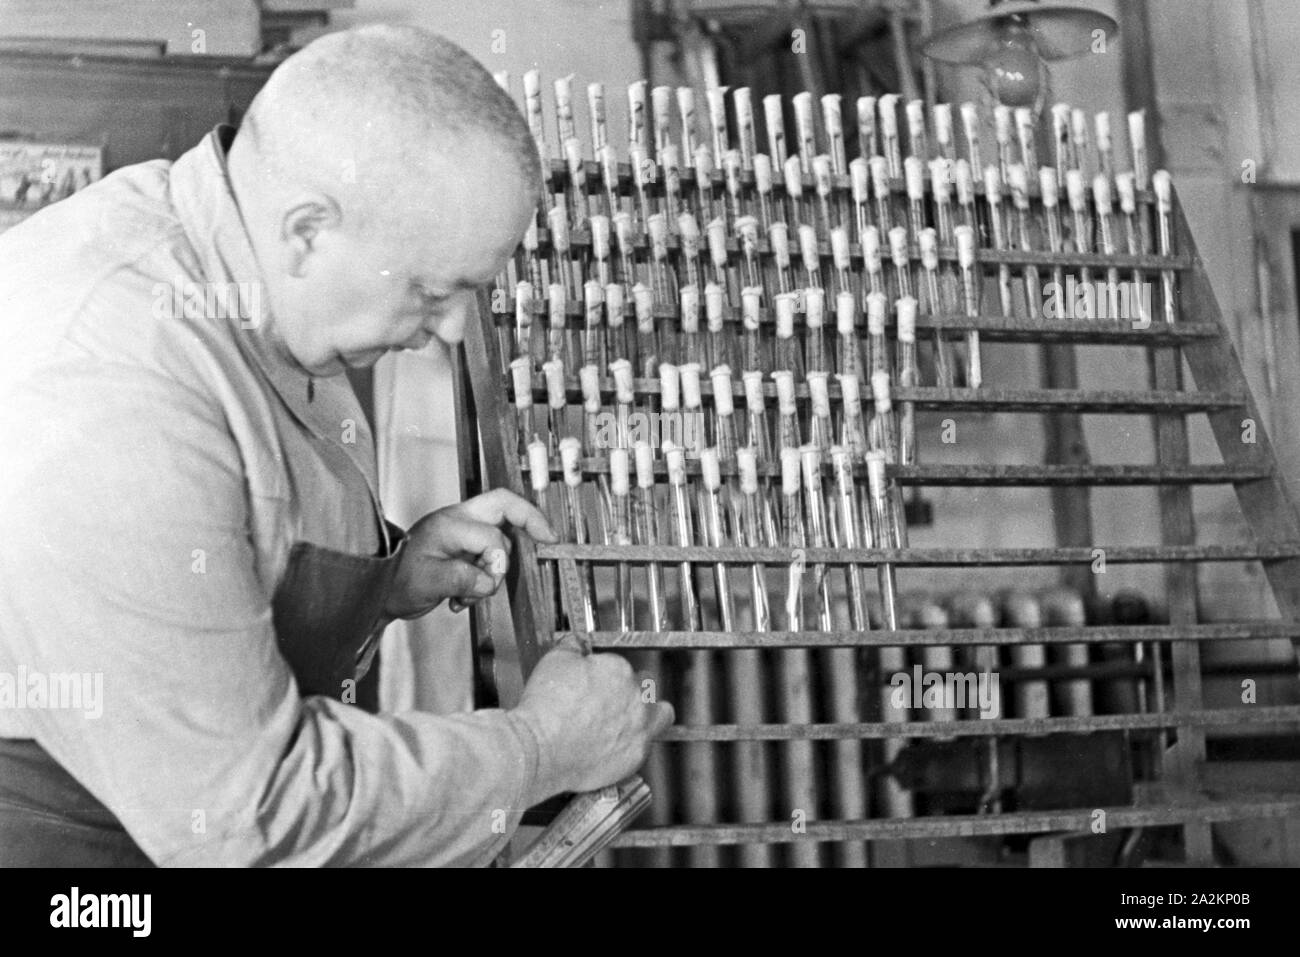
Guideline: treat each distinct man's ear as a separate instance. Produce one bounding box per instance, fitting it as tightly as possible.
[280,194,343,278]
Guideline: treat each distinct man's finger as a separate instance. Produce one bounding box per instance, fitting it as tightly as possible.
[446,560,498,600]
[431,513,512,566]
[458,489,558,543]
[646,701,676,738]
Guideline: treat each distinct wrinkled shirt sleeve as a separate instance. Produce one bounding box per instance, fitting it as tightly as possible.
[0,349,545,867]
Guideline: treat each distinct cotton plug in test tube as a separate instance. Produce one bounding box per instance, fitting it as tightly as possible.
[1051,103,1072,183]
[680,362,704,454]
[510,357,534,455]
[735,215,762,287]
[822,93,846,174]
[733,87,756,168]
[894,297,918,465]
[677,86,698,157]
[857,95,878,161]
[632,283,656,376]
[878,94,902,176]
[1095,111,1114,180]
[608,446,634,631]
[1152,170,1177,325]
[954,159,976,232]
[563,138,588,229]
[699,447,734,631]
[784,155,806,227]
[742,368,773,465]
[514,280,535,361]
[587,81,607,152]
[542,357,566,456]
[583,280,604,368]
[993,104,1013,180]
[633,440,667,630]
[763,94,788,169]
[679,284,702,365]
[835,290,862,380]
[870,156,894,237]
[774,292,800,375]
[704,282,729,371]
[865,450,900,633]
[805,286,827,374]
[830,226,852,297]
[954,225,983,388]
[838,371,868,459]
[888,226,913,301]
[610,358,634,449]
[866,290,889,377]
[739,286,765,373]
[705,87,729,166]
[1015,107,1037,173]
[813,155,835,233]
[930,158,954,242]
[850,158,871,247]
[1128,110,1149,190]
[1040,167,1068,316]
[807,371,833,455]
[736,446,772,632]
[1066,168,1094,290]
[693,145,715,224]
[982,165,1014,316]
[663,440,702,631]
[862,224,884,297]
[753,153,774,229]
[1092,173,1123,298]
[918,230,952,388]
[604,281,627,365]
[793,92,816,172]
[904,156,927,241]
[527,438,559,627]
[579,363,603,456]
[799,444,834,631]
[779,446,806,631]
[960,102,983,179]
[723,150,744,224]
[709,364,738,461]
[557,439,596,634]
[905,98,928,164]
[773,369,801,456]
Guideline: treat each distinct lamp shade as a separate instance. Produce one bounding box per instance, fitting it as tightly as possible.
[921,1,1118,64]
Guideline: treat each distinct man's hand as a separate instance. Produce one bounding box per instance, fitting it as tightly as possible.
[384,489,557,620]
[514,636,675,799]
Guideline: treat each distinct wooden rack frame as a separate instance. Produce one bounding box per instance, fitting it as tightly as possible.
[457,118,1300,867]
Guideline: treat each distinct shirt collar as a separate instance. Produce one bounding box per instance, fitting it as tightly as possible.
[168,125,380,496]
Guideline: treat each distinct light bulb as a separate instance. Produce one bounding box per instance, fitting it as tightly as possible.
[983,21,1043,108]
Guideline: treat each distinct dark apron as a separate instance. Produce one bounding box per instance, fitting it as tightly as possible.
[0,525,405,867]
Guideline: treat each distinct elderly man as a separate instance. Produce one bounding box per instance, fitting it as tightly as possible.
[0,25,672,866]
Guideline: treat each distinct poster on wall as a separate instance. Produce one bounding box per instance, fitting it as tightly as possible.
[0,141,104,231]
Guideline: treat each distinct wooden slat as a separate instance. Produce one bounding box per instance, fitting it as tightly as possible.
[657,706,1300,741]
[582,622,1300,650]
[534,542,1300,565]
[540,459,1272,486]
[520,376,1243,414]
[464,290,550,675]
[608,797,1300,847]
[495,300,1220,343]
[1177,202,1300,628]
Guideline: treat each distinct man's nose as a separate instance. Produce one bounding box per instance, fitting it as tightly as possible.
[433,292,472,345]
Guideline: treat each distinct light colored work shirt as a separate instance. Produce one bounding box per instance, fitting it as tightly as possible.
[0,127,544,866]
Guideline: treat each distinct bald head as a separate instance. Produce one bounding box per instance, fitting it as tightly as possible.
[239,25,540,226]
[225,26,540,377]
